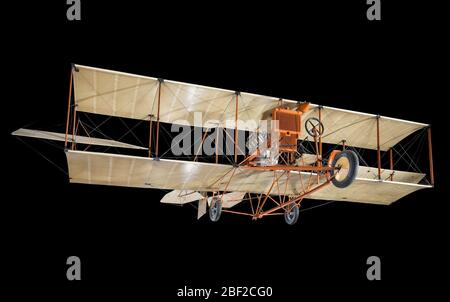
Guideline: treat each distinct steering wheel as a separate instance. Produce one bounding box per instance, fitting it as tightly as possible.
[305,117,324,137]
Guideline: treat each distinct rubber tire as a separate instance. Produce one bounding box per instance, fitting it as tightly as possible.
[284,204,300,225]
[209,197,222,222]
[330,150,359,189]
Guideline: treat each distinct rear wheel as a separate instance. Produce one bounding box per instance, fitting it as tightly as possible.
[209,197,222,222]
[330,150,359,188]
[284,204,300,225]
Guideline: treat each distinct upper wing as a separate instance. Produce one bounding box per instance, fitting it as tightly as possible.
[301,106,428,151]
[73,64,285,131]
[73,64,428,150]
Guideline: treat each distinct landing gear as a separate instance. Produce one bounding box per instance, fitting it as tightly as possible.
[209,197,222,222]
[284,203,300,225]
[330,150,359,188]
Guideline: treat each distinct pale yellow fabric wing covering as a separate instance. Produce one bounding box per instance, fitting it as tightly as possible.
[73,64,428,150]
[66,150,430,205]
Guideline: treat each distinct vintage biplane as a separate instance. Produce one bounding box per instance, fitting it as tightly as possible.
[12,65,434,225]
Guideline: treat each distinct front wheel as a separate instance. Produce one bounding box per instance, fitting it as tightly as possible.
[209,197,222,222]
[330,150,359,188]
[284,204,300,225]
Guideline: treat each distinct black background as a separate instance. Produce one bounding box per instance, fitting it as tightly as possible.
[3,1,449,300]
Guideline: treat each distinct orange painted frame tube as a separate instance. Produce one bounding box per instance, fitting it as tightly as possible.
[245,165,334,172]
[148,118,153,157]
[234,93,239,164]
[71,106,77,150]
[318,106,322,159]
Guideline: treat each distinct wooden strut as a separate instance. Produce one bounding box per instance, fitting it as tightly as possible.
[427,127,434,185]
[71,104,77,150]
[376,116,381,180]
[64,68,73,148]
[215,127,219,164]
[389,148,394,181]
[155,80,162,159]
[148,117,153,157]
[234,92,239,164]
[318,106,323,162]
